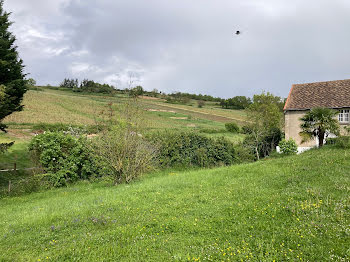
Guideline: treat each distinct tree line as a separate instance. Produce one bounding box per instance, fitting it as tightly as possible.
[60,78,116,94]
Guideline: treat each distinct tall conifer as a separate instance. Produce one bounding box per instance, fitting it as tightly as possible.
[0,0,27,150]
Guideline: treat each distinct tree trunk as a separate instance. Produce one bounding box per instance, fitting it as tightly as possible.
[319,130,325,147]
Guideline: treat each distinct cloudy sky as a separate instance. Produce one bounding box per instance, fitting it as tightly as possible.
[4,0,350,98]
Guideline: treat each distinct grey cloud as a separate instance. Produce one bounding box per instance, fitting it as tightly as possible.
[4,0,350,98]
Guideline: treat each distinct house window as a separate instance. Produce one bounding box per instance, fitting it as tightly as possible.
[339,109,350,123]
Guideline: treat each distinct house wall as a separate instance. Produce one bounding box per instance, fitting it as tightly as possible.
[284,110,316,147]
[284,109,350,147]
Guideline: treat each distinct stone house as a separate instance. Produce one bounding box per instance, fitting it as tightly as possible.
[284,79,350,152]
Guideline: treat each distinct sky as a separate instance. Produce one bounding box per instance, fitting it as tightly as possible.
[4,0,350,98]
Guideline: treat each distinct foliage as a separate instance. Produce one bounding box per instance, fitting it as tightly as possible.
[197,100,205,108]
[129,86,144,98]
[0,1,27,150]
[26,78,36,87]
[72,79,115,94]
[166,95,191,105]
[146,131,236,168]
[241,125,252,134]
[278,138,298,155]
[93,127,156,185]
[167,91,222,102]
[29,132,103,187]
[243,92,284,160]
[32,123,103,135]
[327,136,350,149]
[60,78,78,89]
[199,128,226,134]
[0,141,14,153]
[244,127,283,160]
[234,142,255,163]
[220,96,252,109]
[93,101,156,184]
[225,122,240,133]
[299,107,340,147]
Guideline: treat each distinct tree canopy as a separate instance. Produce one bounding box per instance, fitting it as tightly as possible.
[0,0,27,133]
[299,107,340,147]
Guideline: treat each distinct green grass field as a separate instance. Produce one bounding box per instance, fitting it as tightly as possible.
[4,88,246,134]
[0,147,349,261]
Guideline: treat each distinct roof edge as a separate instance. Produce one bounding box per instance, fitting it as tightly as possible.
[285,106,350,112]
[283,84,295,110]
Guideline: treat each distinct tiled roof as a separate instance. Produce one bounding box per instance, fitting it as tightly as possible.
[284,79,350,111]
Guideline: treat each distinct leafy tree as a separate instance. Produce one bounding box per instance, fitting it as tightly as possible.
[60,78,78,89]
[129,86,144,98]
[26,78,36,87]
[0,1,27,151]
[299,107,340,147]
[220,96,252,110]
[244,92,283,160]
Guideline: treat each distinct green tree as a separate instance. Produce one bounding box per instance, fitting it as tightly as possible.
[26,78,36,87]
[244,92,283,160]
[0,1,27,151]
[129,86,144,98]
[299,107,340,147]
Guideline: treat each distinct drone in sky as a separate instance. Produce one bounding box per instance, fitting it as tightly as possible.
[235,30,241,35]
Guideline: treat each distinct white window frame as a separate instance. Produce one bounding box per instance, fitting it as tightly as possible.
[339,109,350,123]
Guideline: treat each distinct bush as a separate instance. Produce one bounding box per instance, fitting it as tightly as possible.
[234,143,255,163]
[241,125,252,134]
[278,138,298,155]
[29,132,103,187]
[197,100,205,108]
[225,122,240,133]
[327,136,350,149]
[32,123,103,135]
[93,127,157,185]
[199,128,226,134]
[146,131,236,168]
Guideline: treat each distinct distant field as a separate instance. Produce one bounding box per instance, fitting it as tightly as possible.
[4,89,110,125]
[3,88,247,142]
[0,147,348,261]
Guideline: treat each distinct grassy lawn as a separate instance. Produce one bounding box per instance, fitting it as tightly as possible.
[0,147,349,261]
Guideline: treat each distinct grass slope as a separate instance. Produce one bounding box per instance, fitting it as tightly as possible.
[0,147,349,261]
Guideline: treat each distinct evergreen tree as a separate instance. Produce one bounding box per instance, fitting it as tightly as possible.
[0,0,27,151]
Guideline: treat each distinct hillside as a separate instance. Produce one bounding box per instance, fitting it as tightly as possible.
[0,87,247,173]
[0,147,349,261]
[2,87,246,142]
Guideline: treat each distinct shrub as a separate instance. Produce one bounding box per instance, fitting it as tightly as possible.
[29,132,103,187]
[278,138,298,155]
[146,131,236,168]
[327,136,350,149]
[225,122,240,133]
[199,128,226,134]
[32,123,103,135]
[93,127,157,185]
[234,142,255,163]
[241,125,252,134]
[197,100,205,108]
[243,127,283,160]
